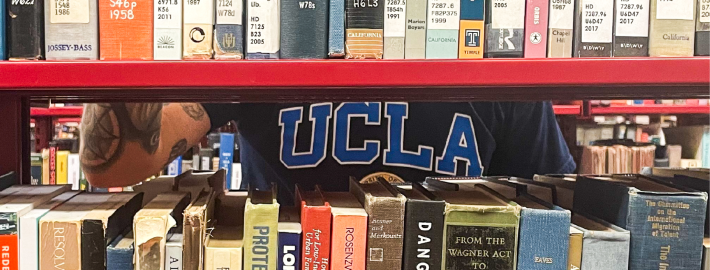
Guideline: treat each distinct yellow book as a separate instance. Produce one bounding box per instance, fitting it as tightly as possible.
[41,149,50,185]
[56,151,69,185]
[458,20,485,59]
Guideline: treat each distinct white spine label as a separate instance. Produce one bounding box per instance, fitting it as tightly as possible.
[49,0,90,23]
[427,0,458,30]
[385,0,406,36]
[247,0,280,53]
[155,0,181,28]
[184,0,214,23]
[614,0,649,37]
[217,0,242,24]
[656,0,694,20]
[491,0,525,29]
[701,0,710,22]
[549,0,574,29]
[581,0,613,42]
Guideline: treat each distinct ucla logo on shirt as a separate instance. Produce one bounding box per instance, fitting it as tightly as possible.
[278,102,484,176]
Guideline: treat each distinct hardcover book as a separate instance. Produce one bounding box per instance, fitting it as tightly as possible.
[547,0,575,57]
[278,207,301,270]
[219,133,235,186]
[345,0,384,58]
[484,0,525,57]
[698,0,710,56]
[571,212,630,270]
[215,0,244,59]
[397,183,445,270]
[0,0,4,60]
[280,0,328,58]
[154,0,182,60]
[349,178,406,270]
[703,238,709,270]
[7,0,44,60]
[68,154,80,190]
[175,169,227,201]
[183,0,213,59]
[107,231,134,270]
[322,192,367,270]
[166,233,183,270]
[204,225,244,270]
[574,175,708,270]
[643,172,710,235]
[328,0,345,57]
[403,0,427,58]
[48,144,56,185]
[499,177,558,206]
[243,185,279,270]
[42,149,50,185]
[613,0,650,56]
[99,0,153,59]
[56,150,69,185]
[649,0,696,56]
[384,0,406,58]
[574,0,614,56]
[296,185,331,270]
[524,0,550,58]
[44,0,98,60]
[30,153,42,185]
[246,0,280,58]
[458,0,485,58]
[134,192,191,270]
[567,226,583,270]
[532,174,576,210]
[182,190,217,270]
[425,0,459,58]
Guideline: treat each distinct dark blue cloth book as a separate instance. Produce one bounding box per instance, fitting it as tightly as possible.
[106,231,134,270]
[514,194,570,270]
[278,206,301,270]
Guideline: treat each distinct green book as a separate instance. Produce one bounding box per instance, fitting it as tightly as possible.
[243,185,279,270]
[436,184,521,270]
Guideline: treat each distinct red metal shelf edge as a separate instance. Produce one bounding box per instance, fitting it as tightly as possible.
[553,105,581,115]
[30,107,83,116]
[591,104,710,115]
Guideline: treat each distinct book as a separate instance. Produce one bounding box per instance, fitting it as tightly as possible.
[643,173,710,234]
[697,0,710,56]
[571,211,630,270]
[322,192,367,270]
[278,207,301,270]
[328,0,345,57]
[384,0,406,58]
[200,148,214,170]
[182,190,217,270]
[498,177,558,206]
[219,133,235,187]
[43,0,98,60]
[49,144,57,185]
[0,0,4,60]
[132,175,176,206]
[99,0,153,60]
[435,185,521,270]
[67,154,80,190]
[214,0,243,59]
[567,226,583,270]
[349,178,405,270]
[56,151,69,185]
[154,0,182,60]
[547,0,575,57]
[425,0,460,58]
[7,0,44,60]
[175,170,226,202]
[484,0,525,57]
[31,153,42,185]
[183,0,213,59]
[345,0,384,58]
[42,149,50,185]
[703,238,709,270]
[246,0,280,59]
[403,0,427,58]
[397,183,445,270]
[81,192,143,270]
[574,175,707,270]
[205,225,244,270]
[134,192,191,270]
[280,0,328,58]
[168,156,183,176]
[524,0,550,58]
[574,0,614,56]
[243,185,279,270]
[612,0,650,56]
[532,174,576,210]
[107,231,134,270]
[458,0,485,58]
[215,191,248,227]
[19,191,80,270]
[649,0,696,56]
[296,185,331,270]
[166,233,183,270]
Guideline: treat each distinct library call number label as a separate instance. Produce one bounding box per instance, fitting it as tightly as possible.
[581,0,613,43]
[109,0,137,19]
[427,0,458,30]
[656,0,694,20]
[50,0,90,23]
[248,0,279,53]
[491,0,525,29]
[614,0,648,37]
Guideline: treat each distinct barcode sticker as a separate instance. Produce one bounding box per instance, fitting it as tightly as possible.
[656,0,694,20]
[50,0,90,23]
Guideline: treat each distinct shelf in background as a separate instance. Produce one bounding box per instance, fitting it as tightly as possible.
[591,104,710,115]
[30,107,83,117]
[553,105,581,115]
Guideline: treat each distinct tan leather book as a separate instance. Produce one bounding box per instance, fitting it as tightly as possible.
[182,190,217,270]
[649,0,697,56]
[567,226,583,270]
[204,225,243,270]
[134,192,191,270]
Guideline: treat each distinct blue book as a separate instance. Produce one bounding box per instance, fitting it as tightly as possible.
[167,156,183,176]
[513,194,570,270]
[0,0,4,60]
[219,133,235,189]
[574,175,708,270]
[571,211,631,270]
[107,231,134,270]
[328,0,345,57]
[278,207,301,270]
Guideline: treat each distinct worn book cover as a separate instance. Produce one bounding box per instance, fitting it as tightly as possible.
[99,0,153,59]
[524,0,550,58]
[328,0,345,57]
[458,0,485,58]
[280,0,328,58]
[182,190,217,270]
[574,175,707,270]
[154,0,182,59]
[183,0,213,59]
[323,192,367,270]
[484,0,525,57]
[215,0,243,59]
[574,0,614,56]
[56,150,68,185]
[425,0,459,58]
[205,226,244,270]
[297,185,331,270]
[166,234,183,270]
[649,0,696,56]
[384,0,406,58]
[512,196,570,270]
[397,183,445,270]
[246,0,280,58]
[571,212,630,270]
[547,0,574,57]
[646,173,710,234]
[107,231,134,270]
[134,192,191,270]
[346,0,384,58]
[613,0,650,56]
[133,175,176,206]
[243,185,279,270]
[349,178,405,270]
[7,0,43,60]
[82,192,144,270]
[697,0,710,55]
[43,0,97,60]
[278,206,301,270]
[404,0,426,58]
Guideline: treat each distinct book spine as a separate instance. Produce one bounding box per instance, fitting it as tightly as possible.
[330,215,367,270]
[19,215,40,270]
[182,217,198,270]
[246,0,280,59]
[574,0,614,57]
[168,156,183,176]
[328,0,345,57]
[215,0,244,59]
[68,154,80,190]
[43,0,98,60]
[567,232,582,270]
[515,208,570,270]
[547,0,574,57]
[49,146,56,185]
[278,232,301,270]
[8,0,44,60]
[183,0,214,59]
[301,207,331,270]
[579,230,630,270]
[31,155,42,185]
[154,0,182,60]
[166,241,183,270]
[244,203,279,270]
[403,0,427,58]
[424,0,459,58]
[384,0,406,58]
[484,0,525,57]
[42,153,50,185]
[703,241,709,270]
[648,0,696,56]
[365,199,405,270]
[81,220,105,270]
[346,0,384,58]
[612,0,650,56]
[219,133,235,188]
[40,221,81,270]
[524,0,550,58]
[402,200,445,270]
[56,152,68,185]
[458,0,485,58]
[206,246,243,270]
[697,0,710,56]
[99,0,153,59]
[0,235,18,270]
[279,0,328,59]
[107,246,134,270]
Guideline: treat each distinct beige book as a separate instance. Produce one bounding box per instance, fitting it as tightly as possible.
[580,146,607,174]
[183,190,217,270]
[243,186,279,270]
[133,175,176,206]
[175,170,227,201]
[567,226,583,270]
[204,225,243,270]
[134,192,191,270]
[649,0,697,56]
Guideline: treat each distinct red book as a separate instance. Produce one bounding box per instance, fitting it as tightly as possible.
[297,185,332,270]
[48,144,57,185]
[524,0,550,58]
[0,235,18,270]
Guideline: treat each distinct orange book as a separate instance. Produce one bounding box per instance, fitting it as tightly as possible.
[99,0,153,60]
[297,185,332,270]
[0,235,18,270]
[323,192,367,270]
[458,20,484,59]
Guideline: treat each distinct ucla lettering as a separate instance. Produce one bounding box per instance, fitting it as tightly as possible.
[383,103,434,170]
[279,103,333,168]
[436,113,483,176]
[333,102,381,164]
